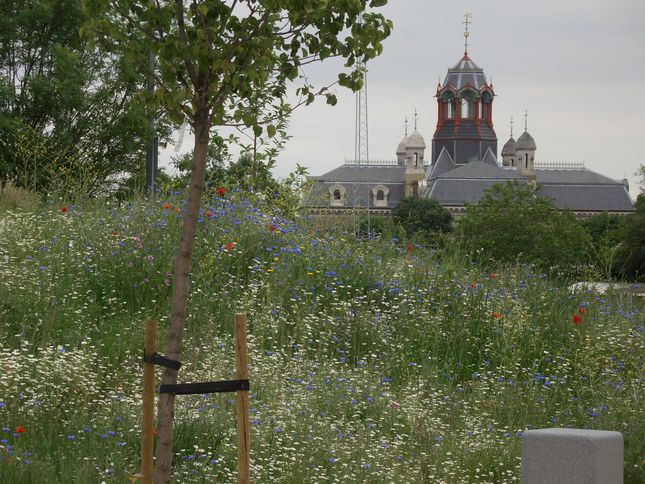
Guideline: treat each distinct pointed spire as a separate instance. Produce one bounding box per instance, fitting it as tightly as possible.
[510,116,514,138]
[524,109,528,131]
[404,116,408,137]
[414,109,418,130]
[462,12,472,56]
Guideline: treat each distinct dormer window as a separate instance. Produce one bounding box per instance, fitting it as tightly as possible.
[371,185,389,208]
[329,185,346,207]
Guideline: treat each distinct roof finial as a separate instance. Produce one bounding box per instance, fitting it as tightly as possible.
[414,109,418,130]
[510,116,514,138]
[462,12,472,56]
[404,116,408,137]
[524,109,528,131]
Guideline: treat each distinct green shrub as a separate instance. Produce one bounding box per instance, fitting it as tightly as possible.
[615,194,645,281]
[457,181,591,271]
[392,197,453,239]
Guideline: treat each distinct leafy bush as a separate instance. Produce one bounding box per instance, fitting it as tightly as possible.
[581,212,624,279]
[392,197,453,239]
[615,193,645,281]
[457,181,590,271]
[358,215,405,239]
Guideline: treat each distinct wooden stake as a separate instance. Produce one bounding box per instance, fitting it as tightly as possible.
[234,313,250,484]
[141,320,157,484]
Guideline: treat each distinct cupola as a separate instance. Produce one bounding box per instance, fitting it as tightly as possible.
[432,15,497,165]
[501,117,517,167]
[515,110,536,181]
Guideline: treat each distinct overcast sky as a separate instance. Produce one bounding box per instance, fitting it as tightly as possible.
[161,0,645,198]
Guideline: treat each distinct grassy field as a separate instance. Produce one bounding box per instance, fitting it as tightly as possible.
[0,189,643,483]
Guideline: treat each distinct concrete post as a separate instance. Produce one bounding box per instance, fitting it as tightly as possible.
[521,428,623,484]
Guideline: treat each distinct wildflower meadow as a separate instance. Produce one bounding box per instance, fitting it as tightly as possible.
[0,190,643,483]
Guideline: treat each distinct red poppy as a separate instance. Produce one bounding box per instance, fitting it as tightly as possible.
[406,244,414,252]
[216,187,226,196]
[15,425,26,434]
[225,242,236,251]
[491,273,498,279]
[174,207,181,213]
[205,210,213,218]
[572,314,582,324]
[578,307,586,315]
[162,202,171,209]
[60,207,68,213]
[267,223,277,232]
[492,312,503,319]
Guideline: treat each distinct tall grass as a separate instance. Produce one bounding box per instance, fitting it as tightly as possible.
[0,190,643,482]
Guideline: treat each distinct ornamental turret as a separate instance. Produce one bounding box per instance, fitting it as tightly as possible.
[501,117,517,167]
[432,15,497,165]
[404,111,426,197]
[515,110,536,181]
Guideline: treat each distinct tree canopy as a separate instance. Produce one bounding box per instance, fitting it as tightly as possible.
[615,193,645,281]
[457,181,590,270]
[0,0,167,196]
[392,197,453,239]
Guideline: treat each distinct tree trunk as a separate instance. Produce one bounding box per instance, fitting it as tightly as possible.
[154,108,210,484]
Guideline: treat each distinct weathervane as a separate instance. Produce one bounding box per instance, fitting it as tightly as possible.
[463,12,472,55]
[414,109,418,130]
[404,116,408,136]
[510,116,514,137]
[524,109,528,131]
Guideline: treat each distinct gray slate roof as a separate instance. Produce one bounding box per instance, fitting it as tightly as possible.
[435,161,521,180]
[314,164,405,183]
[481,147,499,167]
[306,180,405,209]
[428,147,456,179]
[535,168,622,185]
[516,131,536,150]
[537,185,633,212]
[501,137,516,156]
[442,55,488,90]
[426,160,523,205]
[427,178,525,205]
[433,120,497,141]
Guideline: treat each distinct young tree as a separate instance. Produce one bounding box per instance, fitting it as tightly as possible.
[84,2,391,481]
[457,181,590,270]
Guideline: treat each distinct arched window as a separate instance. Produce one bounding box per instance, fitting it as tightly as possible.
[480,91,492,120]
[460,91,477,118]
[329,185,346,207]
[443,92,456,119]
[371,185,389,208]
[414,152,418,167]
[525,153,528,168]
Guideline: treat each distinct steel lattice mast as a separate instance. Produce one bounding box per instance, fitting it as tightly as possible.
[353,58,370,235]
